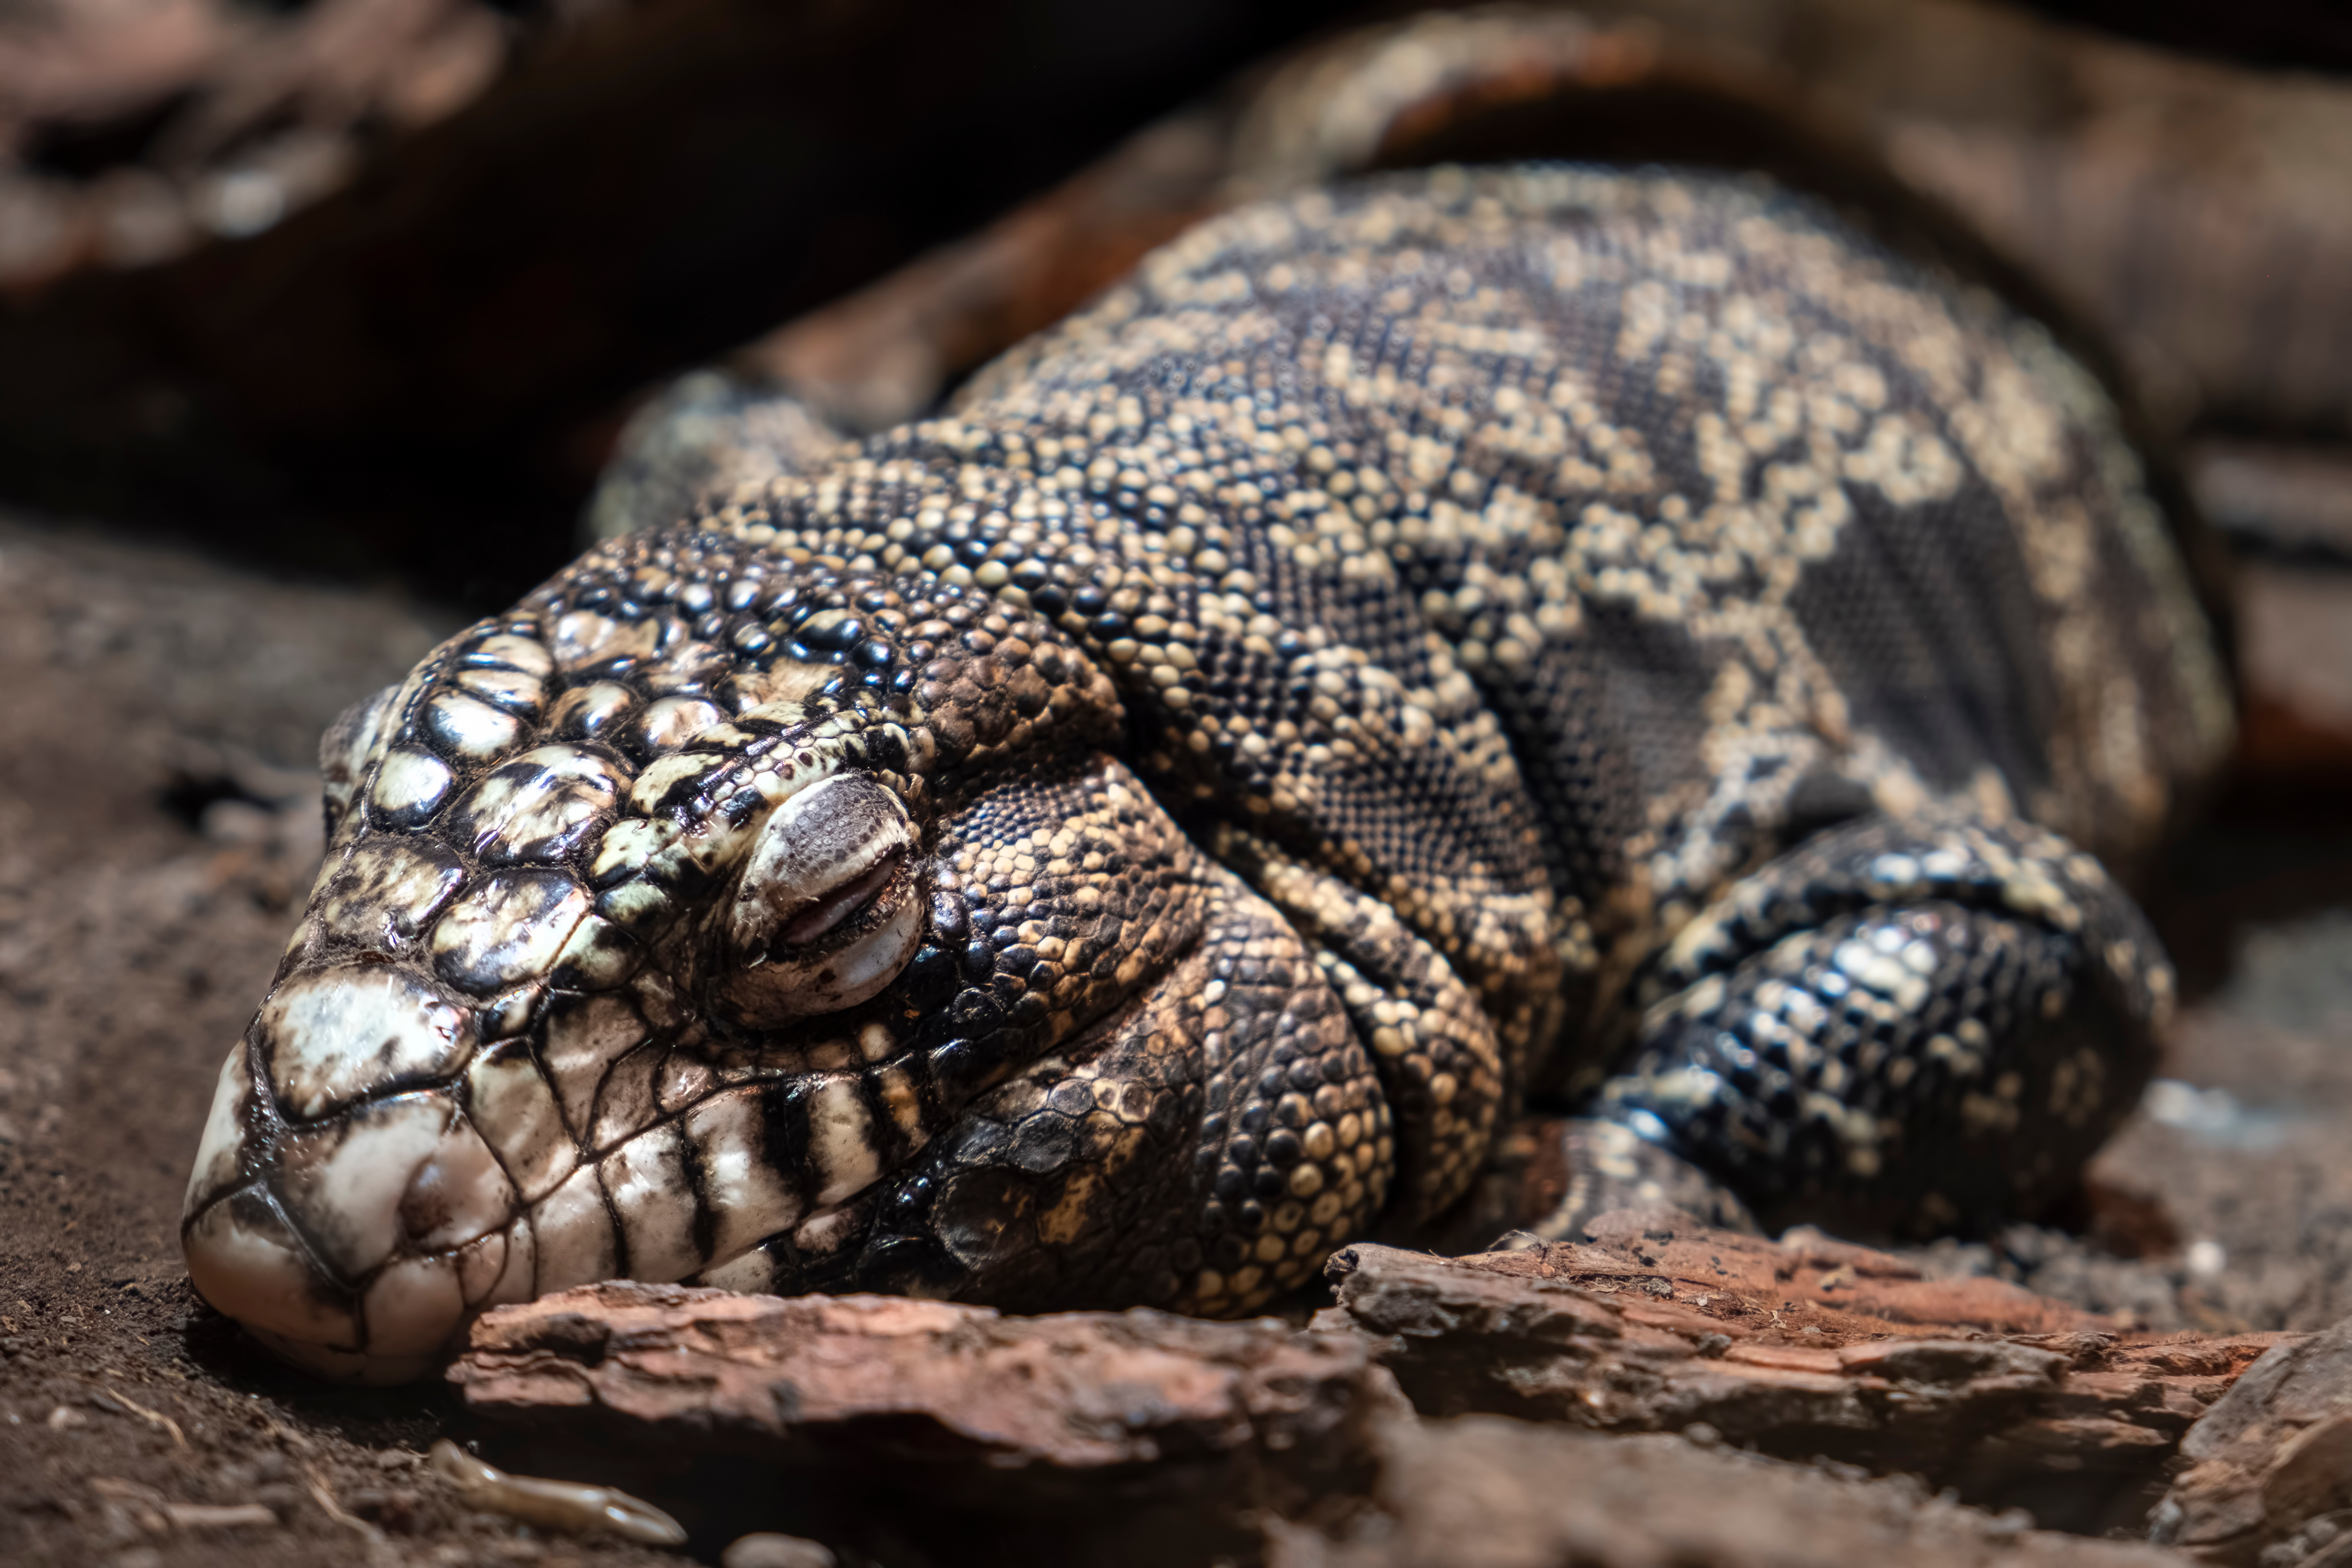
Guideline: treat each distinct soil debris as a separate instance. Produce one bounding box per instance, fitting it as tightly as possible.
[1265,1415,2190,1568]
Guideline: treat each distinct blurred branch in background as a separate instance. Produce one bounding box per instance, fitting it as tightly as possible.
[0,0,1367,597]
[0,0,519,283]
[743,0,2352,446]
[0,0,2346,628]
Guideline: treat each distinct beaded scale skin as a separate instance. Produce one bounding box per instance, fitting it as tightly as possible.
[181,165,2232,1379]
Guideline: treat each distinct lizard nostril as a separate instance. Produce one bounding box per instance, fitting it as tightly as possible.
[395,1112,514,1254]
[181,1097,520,1383]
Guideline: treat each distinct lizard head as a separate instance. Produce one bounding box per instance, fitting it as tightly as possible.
[178,526,1211,1380]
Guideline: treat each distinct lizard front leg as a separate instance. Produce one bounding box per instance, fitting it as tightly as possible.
[848,858,1394,1315]
[1554,811,2172,1239]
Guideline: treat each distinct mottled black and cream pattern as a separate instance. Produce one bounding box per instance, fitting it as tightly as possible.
[181,165,2230,1379]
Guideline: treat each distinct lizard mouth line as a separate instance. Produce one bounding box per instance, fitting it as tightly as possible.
[182,858,1202,1383]
[181,969,948,1381]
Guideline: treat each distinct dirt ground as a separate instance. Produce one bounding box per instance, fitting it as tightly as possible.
[1,503,2349,1566]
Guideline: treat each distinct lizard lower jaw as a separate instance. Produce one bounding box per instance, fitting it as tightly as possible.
[181,1029,912,1381]
[182,1173,498,1385]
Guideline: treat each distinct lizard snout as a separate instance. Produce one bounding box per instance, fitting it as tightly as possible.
[181,965,532,1382]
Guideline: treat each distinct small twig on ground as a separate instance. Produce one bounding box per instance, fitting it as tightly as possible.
[163,1502,278,1529]
[104,1384,187,1448]
[307,1466,386,1543]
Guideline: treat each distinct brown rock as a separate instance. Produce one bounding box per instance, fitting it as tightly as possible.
[1266,1415,2194,1568]
[722,1533,838,1568]
[2154,1314,2352,1564]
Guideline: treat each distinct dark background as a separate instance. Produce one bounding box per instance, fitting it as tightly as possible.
[0,0,2347,610]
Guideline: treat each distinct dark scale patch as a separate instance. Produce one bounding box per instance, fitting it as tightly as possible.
[1469,639,1645,921]
[755,1077,819,1213]
[1785,462,2056,800]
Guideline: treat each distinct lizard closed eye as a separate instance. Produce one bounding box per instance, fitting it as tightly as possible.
[718,773,924,1022]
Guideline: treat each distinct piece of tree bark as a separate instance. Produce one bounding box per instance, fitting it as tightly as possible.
[450,1219,2289,1549]
[452,1279,1393,1559]
[1325,1226,2281,1524]
[454,1281,1388,1472]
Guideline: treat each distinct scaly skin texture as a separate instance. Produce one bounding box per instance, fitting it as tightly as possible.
[181,165,2232,1379]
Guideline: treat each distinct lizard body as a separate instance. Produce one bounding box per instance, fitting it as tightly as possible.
[182,165,2230,1379]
